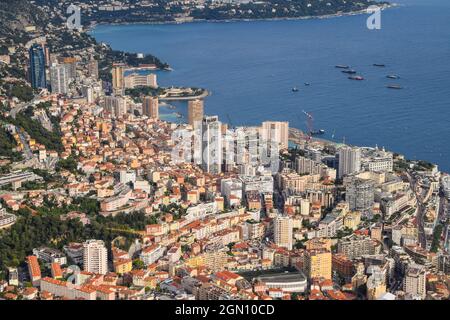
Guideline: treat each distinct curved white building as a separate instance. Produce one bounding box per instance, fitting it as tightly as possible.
[255,271,307,293]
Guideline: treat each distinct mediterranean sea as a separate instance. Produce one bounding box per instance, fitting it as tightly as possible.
[90,0,450,172]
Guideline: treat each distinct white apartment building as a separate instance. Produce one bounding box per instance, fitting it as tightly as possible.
[140,244,166,266]
[50,64,68,94]
[240,174,274,194]
[221,178,243,204]
[0,208,17,229]
[338,146,361,179]
[201,116,223,174]
[83,240,108,275]
[361,148,394,173]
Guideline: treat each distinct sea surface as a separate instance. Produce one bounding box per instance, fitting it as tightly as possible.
[91,0,450,172]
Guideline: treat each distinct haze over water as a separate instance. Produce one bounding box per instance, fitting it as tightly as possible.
[91,0,450,172]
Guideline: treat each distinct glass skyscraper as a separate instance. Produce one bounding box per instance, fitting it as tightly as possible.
[29,44,47,89]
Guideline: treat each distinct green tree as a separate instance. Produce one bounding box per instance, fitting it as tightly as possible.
[133,259,145,270]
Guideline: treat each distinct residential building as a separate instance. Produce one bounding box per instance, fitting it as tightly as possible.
[220,178,243,206]
[40,277,96,300]
[303,249,332,280]
[88,59,99,79]
[111,64,125,94]
[140,244,166,266]
[332,253,354,282]
[361,148,393,173]
[50,63,68,94]
[201,116,222,174]
[32,247,67,265]
[337,147,361,179]
[124,72,157,88]
[343,211,361,230]
[337,235,381,260]
[104,96,127,118]
[0,209,17,229]
[188,99,204,127]
[143,96,159,119]
[403,264,426,300]
[83,240,108,275]
[27,255,41,286]
[29,44,47,89]
[63,242,84,265]
[345,178,375,212]
[261,121,289,149]
[274,215,293,250]
[295,156,322,175]
[366,267,386,300]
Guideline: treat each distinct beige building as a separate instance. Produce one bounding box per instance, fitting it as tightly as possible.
[188,99,204,127]
[278,172,309,193]
[143,96,159,119]
[186,250,229,272]
[111,64,125,95]
[261,121,289,149]
[274,215,293,250]
[370,224,383,242]
[299,198,310,216]
[403,264,426,299]
[366,268,386,300]
[343,211,361,230]
[305,238,332,251]
[104,96,127,118]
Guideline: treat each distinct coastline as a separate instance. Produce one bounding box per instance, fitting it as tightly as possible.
[86,2,447,173]
[86,3,396,32]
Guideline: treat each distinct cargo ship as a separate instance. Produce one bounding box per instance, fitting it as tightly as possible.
[335,65,350,69]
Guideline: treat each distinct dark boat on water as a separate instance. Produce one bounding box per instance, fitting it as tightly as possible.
[335,65,350,69]
[373,63,386,67]
[304,83,310,86]
[387,84,403,89]
[342,69,357,74]
[348,75,364,80]
[310,129,326,136]
[386,75,400,79]
[292,87,299,92]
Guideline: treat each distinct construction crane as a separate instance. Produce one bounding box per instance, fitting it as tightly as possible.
[302,110,314,140]
[226,113,234,129]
